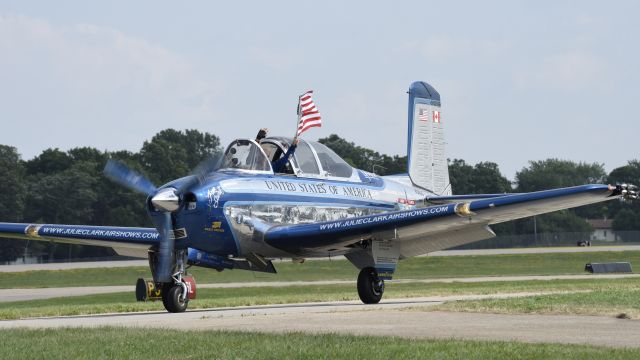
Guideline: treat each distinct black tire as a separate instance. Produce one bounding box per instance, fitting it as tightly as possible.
[162,284,188,313]
[357,267,384,304]
[135,278,147,301]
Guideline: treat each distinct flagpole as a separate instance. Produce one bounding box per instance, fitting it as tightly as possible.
[293,93,303,141]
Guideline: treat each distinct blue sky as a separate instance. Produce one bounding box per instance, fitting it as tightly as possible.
[0,1,638,180]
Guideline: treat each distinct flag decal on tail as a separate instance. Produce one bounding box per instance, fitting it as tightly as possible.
[433,110,440,123]
[297,91,322,136]
[418,109,429,122]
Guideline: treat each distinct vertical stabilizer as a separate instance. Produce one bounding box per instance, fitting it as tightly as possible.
[407,81,451,195]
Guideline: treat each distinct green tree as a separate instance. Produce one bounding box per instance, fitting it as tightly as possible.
[606,160,640,230]
[512,159,606,234]
[24,161,98,224]
[318,134,407,175]
[0,146,27,262]
[472,162,512,194]
[516,159,606,192]
[613,208,638,230]
[608,160,640,185]
[140,129,221,184]
[448,159,474,194]
[24,148,72,176]
[93,150,150,227]
[517,211,593,233]
[0,145,26,221]
[612,208,640,242]
[449,159,511,195]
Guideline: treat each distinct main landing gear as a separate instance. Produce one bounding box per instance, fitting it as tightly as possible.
[357,267,385,304]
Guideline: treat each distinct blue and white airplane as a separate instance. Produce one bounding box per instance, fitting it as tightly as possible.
[1,81,637,312]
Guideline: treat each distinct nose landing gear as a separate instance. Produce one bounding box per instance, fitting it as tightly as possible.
[162,282,189,313]
[139,249,196,313]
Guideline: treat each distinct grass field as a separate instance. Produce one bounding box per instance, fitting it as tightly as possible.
[2,251,639,289]
[2,277,639,320]
[1,328,639,360]
[3,253,640,358]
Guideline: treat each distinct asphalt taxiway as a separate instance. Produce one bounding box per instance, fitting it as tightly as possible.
[2,293,639,348]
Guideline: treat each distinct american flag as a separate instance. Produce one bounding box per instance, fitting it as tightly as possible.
[418,108,429,122]
[297,90,322,136]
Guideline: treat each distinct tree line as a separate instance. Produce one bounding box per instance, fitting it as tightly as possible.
[0,129,638,262]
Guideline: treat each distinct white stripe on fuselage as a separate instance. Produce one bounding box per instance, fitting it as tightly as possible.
[218,177,409,205]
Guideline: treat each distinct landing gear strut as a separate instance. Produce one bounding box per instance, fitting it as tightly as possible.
[357,267,385,304]
[145,249,195,313]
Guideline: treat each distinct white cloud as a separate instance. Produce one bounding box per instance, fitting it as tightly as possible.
[0,14,223,157]
[1,14,212,97]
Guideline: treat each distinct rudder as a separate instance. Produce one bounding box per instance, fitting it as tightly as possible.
[406,81,451,195]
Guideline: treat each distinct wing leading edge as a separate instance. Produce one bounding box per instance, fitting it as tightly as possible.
[264,184,621,256]
[0,223,160,258]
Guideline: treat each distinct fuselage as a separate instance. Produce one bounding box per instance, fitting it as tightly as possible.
[155,168,431,259]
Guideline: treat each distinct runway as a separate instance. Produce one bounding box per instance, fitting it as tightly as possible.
[3,273,639,302]
[2,293,639,348]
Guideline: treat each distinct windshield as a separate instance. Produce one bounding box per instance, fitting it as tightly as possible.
[221,139,272,172]
[309,141,353,177]
[294,140,320,175]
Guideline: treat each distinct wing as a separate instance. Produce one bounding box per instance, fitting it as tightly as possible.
[264,184,622,258]
[0,223,160,258]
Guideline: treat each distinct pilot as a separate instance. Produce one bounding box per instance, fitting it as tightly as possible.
[255,128,299,173]
[272,137,299,173]
[255,128,268,142]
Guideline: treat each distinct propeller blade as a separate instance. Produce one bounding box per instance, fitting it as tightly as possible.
[103,159,157,196]
[175,153,223,194]
[155,211,175,283]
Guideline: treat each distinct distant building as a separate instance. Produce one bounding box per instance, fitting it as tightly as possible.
[586,219,618,242]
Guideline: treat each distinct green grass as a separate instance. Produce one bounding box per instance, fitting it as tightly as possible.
[0,328,639,360]
[3,277,639,320]
[432,287,640,319]
[3,251,640,289]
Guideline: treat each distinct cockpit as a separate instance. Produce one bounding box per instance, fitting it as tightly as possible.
[220,139,272,172]
[220,137,357,180]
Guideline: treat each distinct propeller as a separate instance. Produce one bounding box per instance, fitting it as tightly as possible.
[103,155,221,283]
[103,160,157,196]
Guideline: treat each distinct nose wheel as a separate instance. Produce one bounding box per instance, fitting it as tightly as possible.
[162,283,189,313]
[357,267,385,304]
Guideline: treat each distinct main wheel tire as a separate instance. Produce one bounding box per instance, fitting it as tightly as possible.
[162,284,188,313]
[357,267,384,304]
